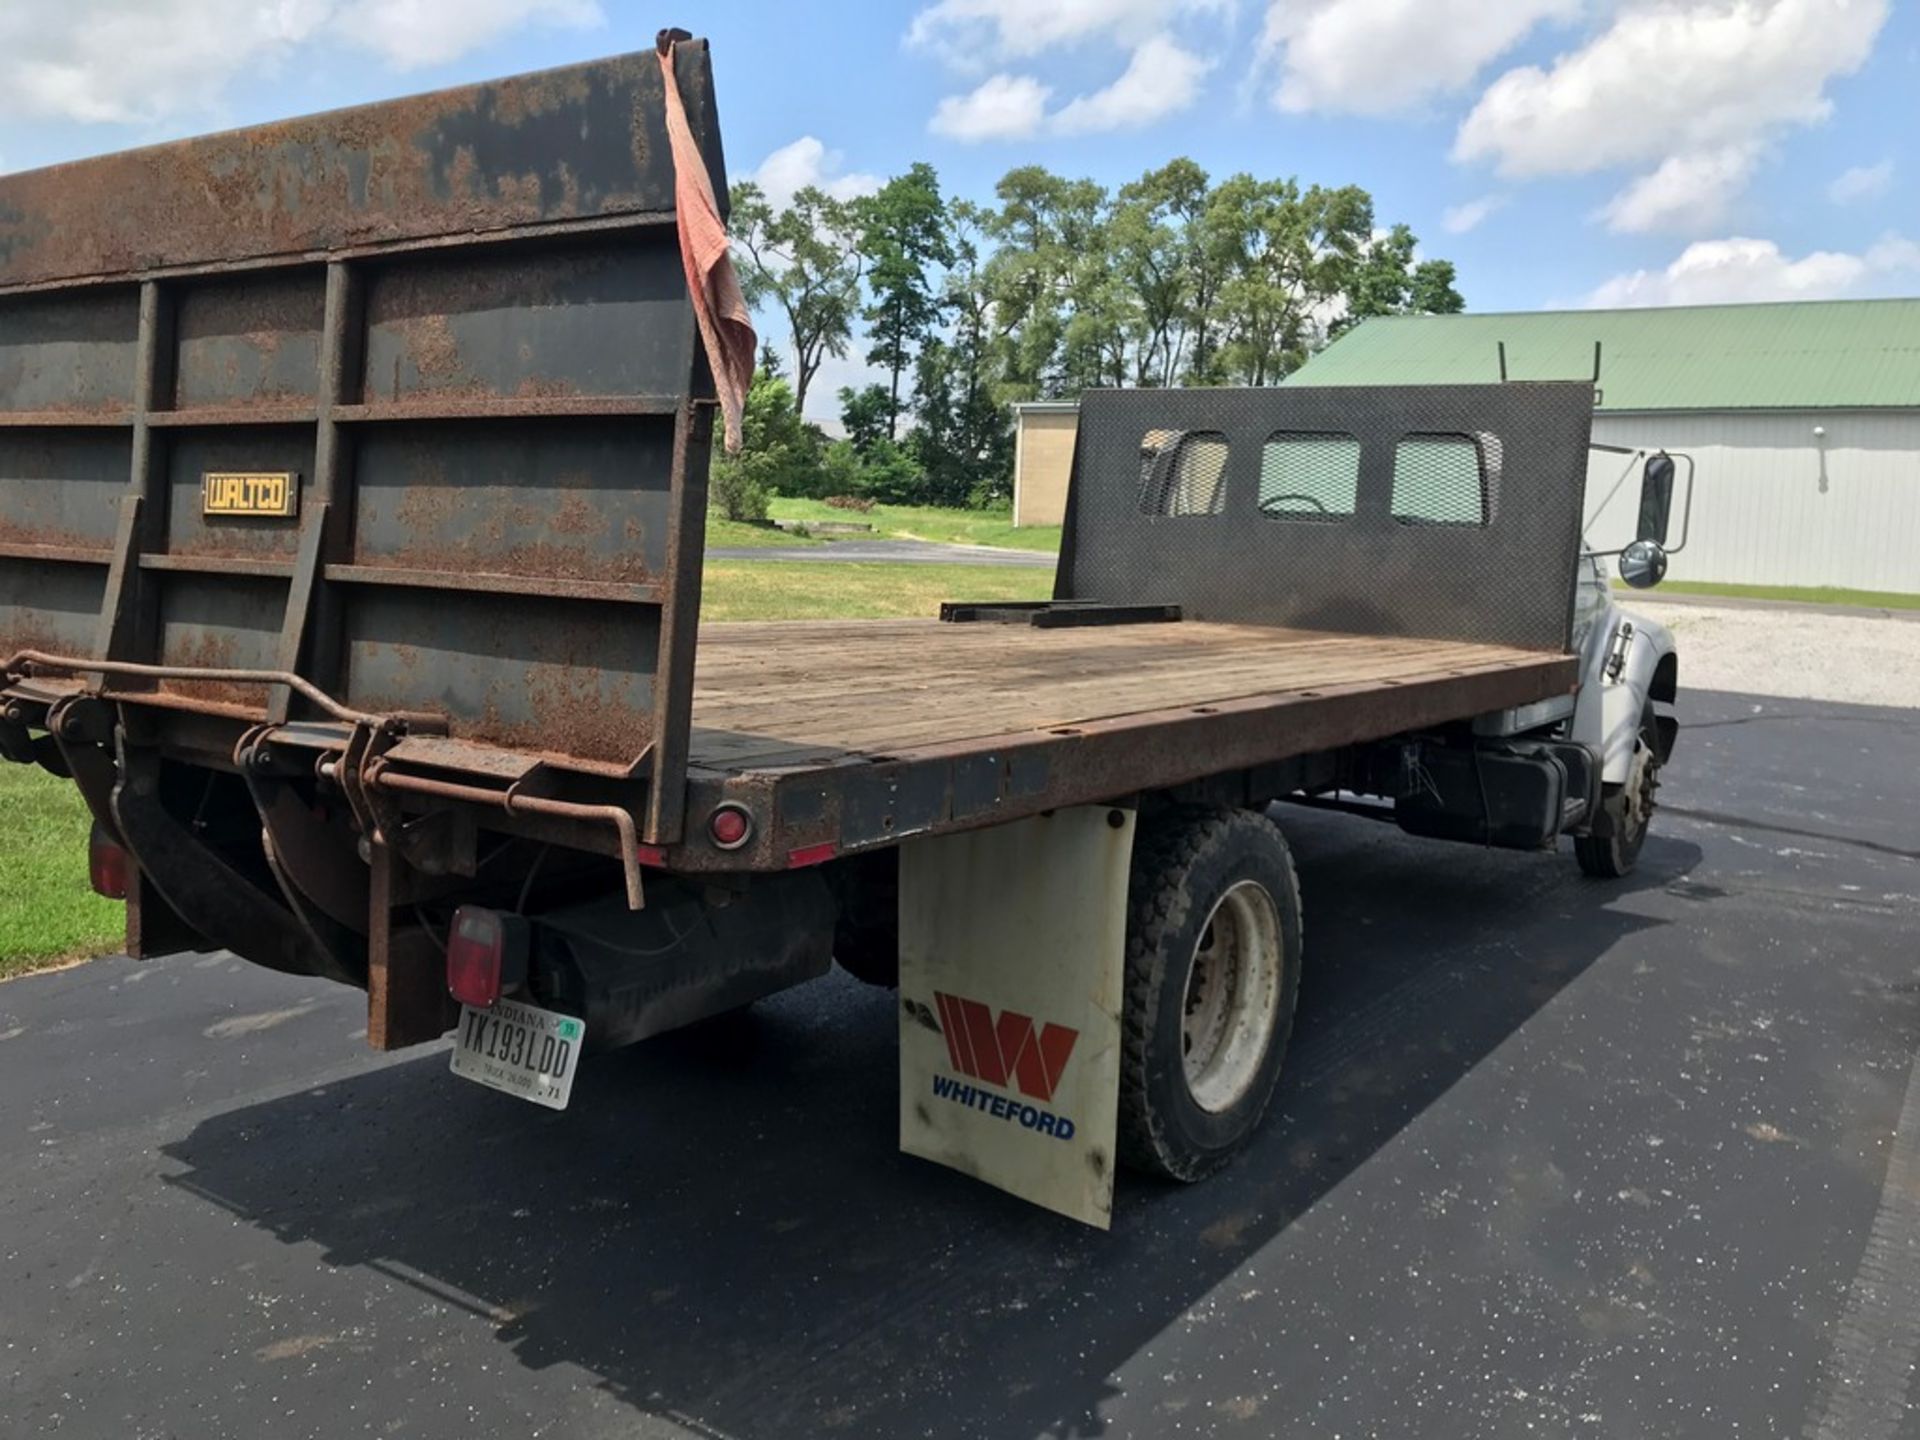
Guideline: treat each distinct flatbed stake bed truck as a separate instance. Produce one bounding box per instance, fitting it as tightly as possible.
[0,35,1682,1225]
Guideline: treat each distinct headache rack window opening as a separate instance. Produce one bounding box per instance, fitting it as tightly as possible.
[1390,432,1498,528]
[1136,429,1230,517]
[1259,430,1360,523]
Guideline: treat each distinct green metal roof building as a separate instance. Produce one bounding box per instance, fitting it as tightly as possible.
[1290,298,1920,592]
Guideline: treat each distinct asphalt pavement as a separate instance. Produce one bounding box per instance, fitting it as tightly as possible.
[3,688,1918,1439]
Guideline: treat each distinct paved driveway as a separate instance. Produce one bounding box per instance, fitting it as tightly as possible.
[708,538,1055,567]
[3,689,1917,1439]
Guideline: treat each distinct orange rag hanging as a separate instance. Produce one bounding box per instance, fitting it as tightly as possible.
[659,39,756,454]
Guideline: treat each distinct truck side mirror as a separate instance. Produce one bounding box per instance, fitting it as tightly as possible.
[1636,453,1675,544]
[1618,538,1668,589]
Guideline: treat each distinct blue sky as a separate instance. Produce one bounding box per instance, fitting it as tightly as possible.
[2,1,1914,413]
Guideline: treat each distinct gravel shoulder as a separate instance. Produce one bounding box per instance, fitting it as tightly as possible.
[1626,595,1920,709]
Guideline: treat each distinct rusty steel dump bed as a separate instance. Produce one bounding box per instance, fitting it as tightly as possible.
[1,42,727,846]
[1,38,1593,1038]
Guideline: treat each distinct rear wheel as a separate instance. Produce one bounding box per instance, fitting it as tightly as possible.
[1575,705,1662,878]
[1118,807,1303,1182]
[830,852,900,988]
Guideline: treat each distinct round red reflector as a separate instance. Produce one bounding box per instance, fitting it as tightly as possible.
[708,804,753,849]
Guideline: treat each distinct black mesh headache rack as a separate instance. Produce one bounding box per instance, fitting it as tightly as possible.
[1,36,1590,1044]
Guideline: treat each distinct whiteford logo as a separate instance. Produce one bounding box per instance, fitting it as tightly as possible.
[930,990,1080,1140]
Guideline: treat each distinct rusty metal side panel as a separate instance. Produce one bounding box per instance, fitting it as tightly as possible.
[0,287,141,411]
[173,272,326,409]
[346,415,676,583]
[358,236,697,406]
[0,48,726,292]
[341,588,662,767]
[0,430,128,553]
[163,426,315,562]
[155,574,286,710]
[0,561,105,657]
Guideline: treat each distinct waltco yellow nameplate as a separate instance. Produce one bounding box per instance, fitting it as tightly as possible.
[203,471,298,518]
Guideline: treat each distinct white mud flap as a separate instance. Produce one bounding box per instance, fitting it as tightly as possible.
[898,806,1134,1229]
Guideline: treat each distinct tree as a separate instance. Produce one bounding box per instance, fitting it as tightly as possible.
[1411,258,1465,318]
[838,383,893,455]
[913,199,1015,507]
[857,163,952,440]
[708,369,822,519]
[913,338,1013,506]
[984,166,1110,399]
[1110,158,1210,386]
[723,157,1466,516]
[1209,177,1372,385]
[730,182,865,418]
[1334,224,1466,336]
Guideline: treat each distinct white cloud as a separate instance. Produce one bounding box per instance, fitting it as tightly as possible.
[1456,0,1888,178]
[929,73,1054,141]
[331,0,600,71]
[931,33,1210,142]
[1441,194,1507,234]
[1257,0,1577,117]
[748,137,882,214]
[907,0,1230,64]
[1052,33,1212,134]
[0,0,330,124]
[1584,233,1920,307]
[1829,158,1894,203]
[1866,234,1920,270]
[1597,143,1760,234]
[0,0,601,125]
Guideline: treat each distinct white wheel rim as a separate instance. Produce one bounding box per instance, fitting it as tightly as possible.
[1181,879,1284,1114]
[1624,735,1660,834]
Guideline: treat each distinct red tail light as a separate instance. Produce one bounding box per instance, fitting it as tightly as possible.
[707,802,754,850]
[446,905,529,1009]
[88,822,129,900]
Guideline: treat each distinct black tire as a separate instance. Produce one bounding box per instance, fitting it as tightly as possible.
[834,922,899,988]
[830,852,900,988]
[1575,704,1663,878]
[1118,807,1304,1182]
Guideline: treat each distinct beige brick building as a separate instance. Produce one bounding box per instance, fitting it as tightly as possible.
[1011,401,1081,528]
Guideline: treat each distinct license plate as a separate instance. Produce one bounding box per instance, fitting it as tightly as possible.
[449,998,585,1110]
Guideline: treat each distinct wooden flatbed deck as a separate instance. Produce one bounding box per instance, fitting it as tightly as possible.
[690,619,1573,772]
[673,619,1579,870]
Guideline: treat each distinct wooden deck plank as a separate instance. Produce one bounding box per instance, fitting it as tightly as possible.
[689,638,1454,725]
[692,646,1480,743]
[687,619,1567,774]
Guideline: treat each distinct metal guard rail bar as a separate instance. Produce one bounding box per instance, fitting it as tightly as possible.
[3,649,647,910]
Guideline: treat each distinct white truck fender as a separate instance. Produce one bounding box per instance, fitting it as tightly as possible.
[1573,604,1678,785]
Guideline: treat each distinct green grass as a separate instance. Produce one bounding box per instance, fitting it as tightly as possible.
[702,559,1054,621]
[767,497,1063,553]
[705,513,824,548]
[0,765,122,977]
[1617,579,1920,610]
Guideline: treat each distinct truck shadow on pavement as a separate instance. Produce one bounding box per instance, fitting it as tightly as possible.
[162,811,1701,1440]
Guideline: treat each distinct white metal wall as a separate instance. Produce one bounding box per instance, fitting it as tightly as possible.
[1582,410,1920,592]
